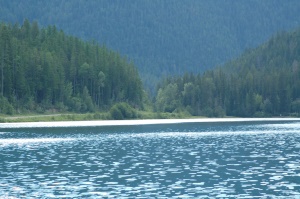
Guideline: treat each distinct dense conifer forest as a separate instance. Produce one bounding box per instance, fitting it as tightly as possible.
[1,20,300,118]
[155,29,300,117]
[1,1,300,91]
[0,21,143,115]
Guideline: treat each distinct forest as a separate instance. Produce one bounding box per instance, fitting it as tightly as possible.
[156,30,300,117]
[0,20,300,119]
[0,20,144,116]
[1,0,300,92]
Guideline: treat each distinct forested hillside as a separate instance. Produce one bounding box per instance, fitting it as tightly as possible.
[0,21,143,114]
[1,0,300,90]
[155,29,300,117]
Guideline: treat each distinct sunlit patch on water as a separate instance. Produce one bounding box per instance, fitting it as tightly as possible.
[0,120,300,198]
[0,138,76,147]
[259,122,300,129]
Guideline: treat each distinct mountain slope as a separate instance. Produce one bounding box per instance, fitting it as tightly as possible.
[0,21,143,114]
[155,28,300,117]
[1,0,300,89]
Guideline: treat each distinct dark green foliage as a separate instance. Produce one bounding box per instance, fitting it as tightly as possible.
[0,96,14,115]
[291,99,300,115]
[155,29,300,117]
[110,106,124,120]
[0,21,144,114]
[110,102,137,120]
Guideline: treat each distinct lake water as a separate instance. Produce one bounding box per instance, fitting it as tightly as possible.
[0,119,300,198]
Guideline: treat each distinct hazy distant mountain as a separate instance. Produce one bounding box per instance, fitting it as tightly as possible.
[1,0,300,89]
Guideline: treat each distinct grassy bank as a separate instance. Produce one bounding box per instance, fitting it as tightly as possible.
[0,111,197,123]
[0,113,108,123]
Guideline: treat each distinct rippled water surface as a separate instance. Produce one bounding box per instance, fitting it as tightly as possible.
[1,120,300,198]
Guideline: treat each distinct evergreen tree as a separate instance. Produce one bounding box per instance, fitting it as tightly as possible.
[0,21,144,114]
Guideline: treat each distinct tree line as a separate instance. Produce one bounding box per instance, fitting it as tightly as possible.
[0,20,144,114]
[1,20,300,118]
[155,30,300,117]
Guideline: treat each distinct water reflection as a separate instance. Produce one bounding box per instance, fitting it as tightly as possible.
[0,121,300,198]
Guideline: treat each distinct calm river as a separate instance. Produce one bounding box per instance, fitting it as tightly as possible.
[0,119,300,198]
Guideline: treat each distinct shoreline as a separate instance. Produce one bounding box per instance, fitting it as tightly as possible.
[1,118,300,128]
